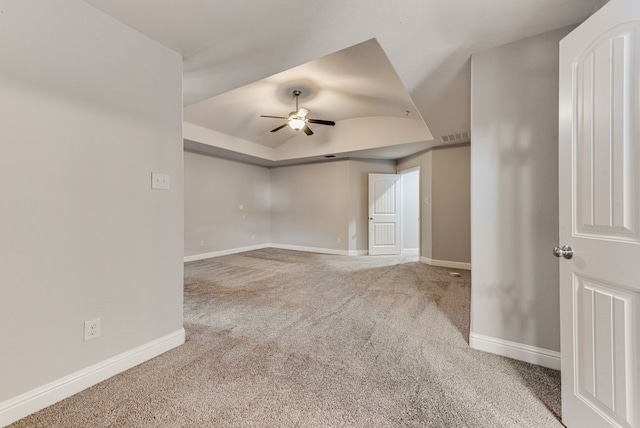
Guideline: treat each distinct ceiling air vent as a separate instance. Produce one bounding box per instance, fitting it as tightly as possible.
[440,131,470,144]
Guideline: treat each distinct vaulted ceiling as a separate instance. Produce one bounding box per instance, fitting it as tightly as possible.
[83,0,605,165]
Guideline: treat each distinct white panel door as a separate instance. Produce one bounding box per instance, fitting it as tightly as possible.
[559,1,640,427]
[368,173,401,255]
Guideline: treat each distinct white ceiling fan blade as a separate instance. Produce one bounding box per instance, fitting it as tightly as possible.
[297,107,309,118]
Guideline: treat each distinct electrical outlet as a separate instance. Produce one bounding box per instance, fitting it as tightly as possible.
[151,172,170,190]
[84,318,101,341]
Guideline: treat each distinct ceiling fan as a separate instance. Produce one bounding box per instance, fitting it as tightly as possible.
[260,90,335,136]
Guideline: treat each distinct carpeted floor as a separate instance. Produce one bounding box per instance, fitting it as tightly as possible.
[11,248,562,427]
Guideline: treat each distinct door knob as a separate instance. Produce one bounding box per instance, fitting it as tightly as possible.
[553,245,573,259]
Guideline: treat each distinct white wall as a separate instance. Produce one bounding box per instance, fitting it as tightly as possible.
[412,58,471,145]
[0,0,184,416]
[470,27,573,356]
[184,151,270,257]
[400,169,420,253]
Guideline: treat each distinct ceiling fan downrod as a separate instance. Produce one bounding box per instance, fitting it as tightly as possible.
[293,89,301,112]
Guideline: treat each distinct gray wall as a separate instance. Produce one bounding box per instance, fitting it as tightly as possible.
[270,161,351,251]
[184,157,395,255]
[184,152,270,256]
[0,1,183,403]
[397,144,471,264]
[348,159,397,253]
[432,144,471,263]
[470,27,572,352]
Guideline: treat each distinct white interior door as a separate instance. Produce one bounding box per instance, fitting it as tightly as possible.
[559,1,640,427]
[368,173,401,255]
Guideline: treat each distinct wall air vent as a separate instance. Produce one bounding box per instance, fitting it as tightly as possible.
[440,131,470,144]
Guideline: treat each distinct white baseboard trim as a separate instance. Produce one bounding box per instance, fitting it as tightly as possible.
[269,243,350,256]
[420,257,471,270]
[347,250,368,256]
[0,329,185,427]
[402,248,419,256]
[469,332,560,370]
[185,245,371,261]
[184,244,270,262]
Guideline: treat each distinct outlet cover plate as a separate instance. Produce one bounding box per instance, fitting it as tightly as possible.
[84,318,101,341]
[151,172,170,190]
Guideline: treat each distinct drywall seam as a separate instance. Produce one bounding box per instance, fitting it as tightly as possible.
[0,329,185,427]
[469,332,560,370]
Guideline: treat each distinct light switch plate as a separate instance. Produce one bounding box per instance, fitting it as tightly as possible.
[151,172,170,190]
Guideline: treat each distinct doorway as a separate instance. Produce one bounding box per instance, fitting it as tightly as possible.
[367,169,420,256]
[399,168,420,256]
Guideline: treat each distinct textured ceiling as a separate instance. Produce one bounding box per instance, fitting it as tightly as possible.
[83,0,605,160]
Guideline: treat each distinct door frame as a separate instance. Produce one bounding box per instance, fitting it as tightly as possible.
[398,166,421,257]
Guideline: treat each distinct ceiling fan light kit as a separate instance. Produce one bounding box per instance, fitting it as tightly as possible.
[260,90,335,136]
[288,118,305,130]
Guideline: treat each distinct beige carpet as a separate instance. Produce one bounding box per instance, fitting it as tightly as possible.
[11,248,561,427]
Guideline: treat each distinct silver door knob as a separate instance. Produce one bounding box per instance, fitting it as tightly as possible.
[553,245,573,259]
